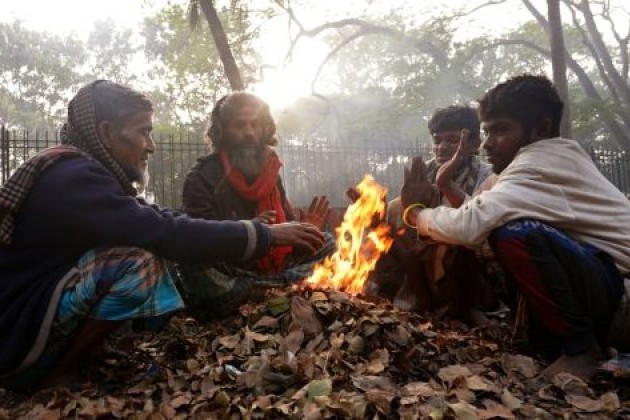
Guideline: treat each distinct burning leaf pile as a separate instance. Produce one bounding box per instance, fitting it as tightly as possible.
[1,288,628,418]
[307,175,393,294]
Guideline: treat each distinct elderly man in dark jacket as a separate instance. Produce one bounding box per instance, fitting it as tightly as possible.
[0,81,324,390]
[180,93,335,318]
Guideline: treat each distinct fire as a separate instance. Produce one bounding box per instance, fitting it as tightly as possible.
[306,175,393,294]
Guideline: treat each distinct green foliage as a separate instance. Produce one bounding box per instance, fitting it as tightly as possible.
[0,21,86,129]
[277,5,626,149]
[142,1,260,130]
[87,19,139,84]
[278,14,550,148]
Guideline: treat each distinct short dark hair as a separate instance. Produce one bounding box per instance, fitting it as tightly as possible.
[206,92,277,150]
[428,105,480,139]
[478,74,564,137]
[93,81,153,128]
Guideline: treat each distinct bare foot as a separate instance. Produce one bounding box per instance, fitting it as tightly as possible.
[542,348,602,381]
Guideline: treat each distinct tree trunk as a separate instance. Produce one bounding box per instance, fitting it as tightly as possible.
[579,0,630,109]
[199,0,244,91]
[547,0,572,138]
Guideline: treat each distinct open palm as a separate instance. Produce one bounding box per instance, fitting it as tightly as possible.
[435,129,475,190]
[400,155,438,209]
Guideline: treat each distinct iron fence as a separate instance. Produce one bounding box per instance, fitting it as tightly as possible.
[2,126,630,209]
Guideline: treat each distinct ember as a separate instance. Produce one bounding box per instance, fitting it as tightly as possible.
[306,175,393,294]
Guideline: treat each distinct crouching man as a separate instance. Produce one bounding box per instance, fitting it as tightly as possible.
[0,81,325,390]
[401,74,630,380]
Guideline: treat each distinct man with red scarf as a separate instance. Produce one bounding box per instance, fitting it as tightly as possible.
[180,93,334,319]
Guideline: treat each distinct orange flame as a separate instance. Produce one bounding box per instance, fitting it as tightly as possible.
[306,175,393,294]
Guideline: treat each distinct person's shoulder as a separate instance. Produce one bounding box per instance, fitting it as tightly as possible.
[188,153,222,174]
[185,153,223,180]
[44,155,109,181]
[475,173,498,194]
[515,137,588,169]
[33,155,122,197]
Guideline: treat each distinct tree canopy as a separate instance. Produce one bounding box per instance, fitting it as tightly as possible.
[1,0,628,150]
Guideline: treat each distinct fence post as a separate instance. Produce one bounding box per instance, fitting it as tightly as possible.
[0,125,8,184]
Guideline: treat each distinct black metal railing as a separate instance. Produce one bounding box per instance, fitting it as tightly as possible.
[2,126,630,209]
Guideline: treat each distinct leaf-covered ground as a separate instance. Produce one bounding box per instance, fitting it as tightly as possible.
[1,286,629,419]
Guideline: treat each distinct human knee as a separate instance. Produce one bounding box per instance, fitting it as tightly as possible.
[90,247,168,299]
[489,219,550,259]
[110,247,165,277]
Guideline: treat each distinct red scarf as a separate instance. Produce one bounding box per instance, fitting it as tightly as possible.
[220,150,292,273]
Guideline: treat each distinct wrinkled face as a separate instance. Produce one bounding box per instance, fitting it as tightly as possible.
[104,111,155,185]
[223,103,268,180]
[481,117,526,174]
[223,104,264,150]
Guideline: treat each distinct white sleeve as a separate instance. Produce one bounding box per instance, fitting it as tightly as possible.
[416,169,573,248]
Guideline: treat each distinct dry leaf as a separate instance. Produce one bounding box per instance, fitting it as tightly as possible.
[500,388,522,410]
[170,395,191,409]
[3,286,623,419]
[267,295,290,315]
[402,382,441,398]
[351,375,396,392]
[290,296,323,335]
[478,400,515,419]
[253,315,279,330]
[366,388,396,414]
[465,375,495,392]
[307,378,333,400]
[552,372,591,396]
[346,335,365,354]
[500,354,538,378]
[438,364,472,385]
[565,395,604,413]
[599,392,620,412]
[448,401,478,420]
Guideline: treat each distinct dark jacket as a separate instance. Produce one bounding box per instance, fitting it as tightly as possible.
[182,153,295,222]
[0,156,272,374]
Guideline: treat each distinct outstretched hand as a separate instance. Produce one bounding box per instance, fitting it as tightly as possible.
[400,155,438,210]
[300,196,330,230]
[268,222,325,254]
[435,129,475,191]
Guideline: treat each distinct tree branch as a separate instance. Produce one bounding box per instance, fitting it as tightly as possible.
[562,0,620,105]
[462,0,510,16]
[577,0,630,108]
[467,38,630,148]
[520,0,550,33]
[310,31,366,93]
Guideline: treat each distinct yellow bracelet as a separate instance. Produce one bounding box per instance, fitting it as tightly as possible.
[402,203,426,229]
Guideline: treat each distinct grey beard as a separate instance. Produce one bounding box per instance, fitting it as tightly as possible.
[230,145,264,181]
[122,165,150,190]
[137,166,150,189]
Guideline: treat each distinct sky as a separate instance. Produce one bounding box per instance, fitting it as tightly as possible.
[1,0,535,109]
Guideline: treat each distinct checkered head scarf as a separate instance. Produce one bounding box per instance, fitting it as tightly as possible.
[0,80,137,246]
[60,80,136,195]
